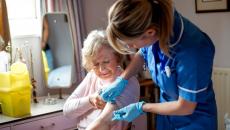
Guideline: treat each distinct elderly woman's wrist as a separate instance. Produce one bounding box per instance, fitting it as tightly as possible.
[88,96,94,106]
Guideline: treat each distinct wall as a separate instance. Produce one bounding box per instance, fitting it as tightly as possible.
[82,0,230,68]
[82,0,115,34]
[174,0,230,68]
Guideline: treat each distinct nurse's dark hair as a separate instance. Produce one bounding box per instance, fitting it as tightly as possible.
[106,0,173,55]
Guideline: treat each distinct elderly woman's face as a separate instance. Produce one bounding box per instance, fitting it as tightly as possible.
[92,46,119,80]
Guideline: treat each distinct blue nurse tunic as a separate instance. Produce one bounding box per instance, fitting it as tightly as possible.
[139,10,217,130]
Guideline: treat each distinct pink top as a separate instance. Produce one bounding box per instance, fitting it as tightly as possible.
[63,70,140,130]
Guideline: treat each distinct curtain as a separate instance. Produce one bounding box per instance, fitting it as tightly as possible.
[0,0,11,49]
[40,0,86,84]
[66,0,86,83]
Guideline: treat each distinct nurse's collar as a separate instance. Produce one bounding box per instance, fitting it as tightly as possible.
[169,12,184,48]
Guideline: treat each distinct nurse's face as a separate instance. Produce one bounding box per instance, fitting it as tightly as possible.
[121,28,158,49]
[92,46,119,81]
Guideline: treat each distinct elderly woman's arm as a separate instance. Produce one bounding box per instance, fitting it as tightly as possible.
[85,74,140,130]
[86,103,117,130]
[63,73,95,119]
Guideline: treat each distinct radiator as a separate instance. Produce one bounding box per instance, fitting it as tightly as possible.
[212,67,230,130]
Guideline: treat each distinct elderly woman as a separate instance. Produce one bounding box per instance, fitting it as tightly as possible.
[63,30,140,130]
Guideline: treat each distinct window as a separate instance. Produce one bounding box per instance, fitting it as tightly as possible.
[6,0,41,37]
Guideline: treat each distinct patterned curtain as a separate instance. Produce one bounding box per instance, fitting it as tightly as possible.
[40,0,86,84]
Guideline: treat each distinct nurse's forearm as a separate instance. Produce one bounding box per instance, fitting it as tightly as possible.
[142,97,197,115]
[121,52,144,80]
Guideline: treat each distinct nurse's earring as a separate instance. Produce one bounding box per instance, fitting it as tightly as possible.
[165,66,171,77]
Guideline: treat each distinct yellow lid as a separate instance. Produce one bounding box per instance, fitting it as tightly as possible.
[10,61,31,87]
[10,61,28,74]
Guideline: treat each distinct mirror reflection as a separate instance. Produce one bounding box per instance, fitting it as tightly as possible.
[41,13,76,99]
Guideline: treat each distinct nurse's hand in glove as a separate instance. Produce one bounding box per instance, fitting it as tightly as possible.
[100,76,128,102]
[112,101,146,122]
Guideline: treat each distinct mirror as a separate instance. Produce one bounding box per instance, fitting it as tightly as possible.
[41,13,76,99]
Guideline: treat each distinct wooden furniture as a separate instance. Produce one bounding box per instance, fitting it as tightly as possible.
[0,96,78,130]
[131,114,148,130]
[139,79,159,130]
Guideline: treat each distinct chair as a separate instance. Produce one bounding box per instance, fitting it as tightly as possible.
[139,79,159,130]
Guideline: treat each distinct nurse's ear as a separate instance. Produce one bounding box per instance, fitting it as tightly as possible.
[143,28,157,38]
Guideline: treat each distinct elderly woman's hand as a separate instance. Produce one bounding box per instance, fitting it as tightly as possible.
[89,92,106,109]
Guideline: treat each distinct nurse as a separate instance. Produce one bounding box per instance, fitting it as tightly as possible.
[100,0,217,129]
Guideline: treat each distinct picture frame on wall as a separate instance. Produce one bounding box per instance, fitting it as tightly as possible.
[195,0,230,13]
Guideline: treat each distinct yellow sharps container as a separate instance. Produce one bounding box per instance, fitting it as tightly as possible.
[0,61,31,117]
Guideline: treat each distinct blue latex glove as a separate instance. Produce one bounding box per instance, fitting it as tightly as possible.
[100,76,128,102]
[112,101,146,122]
